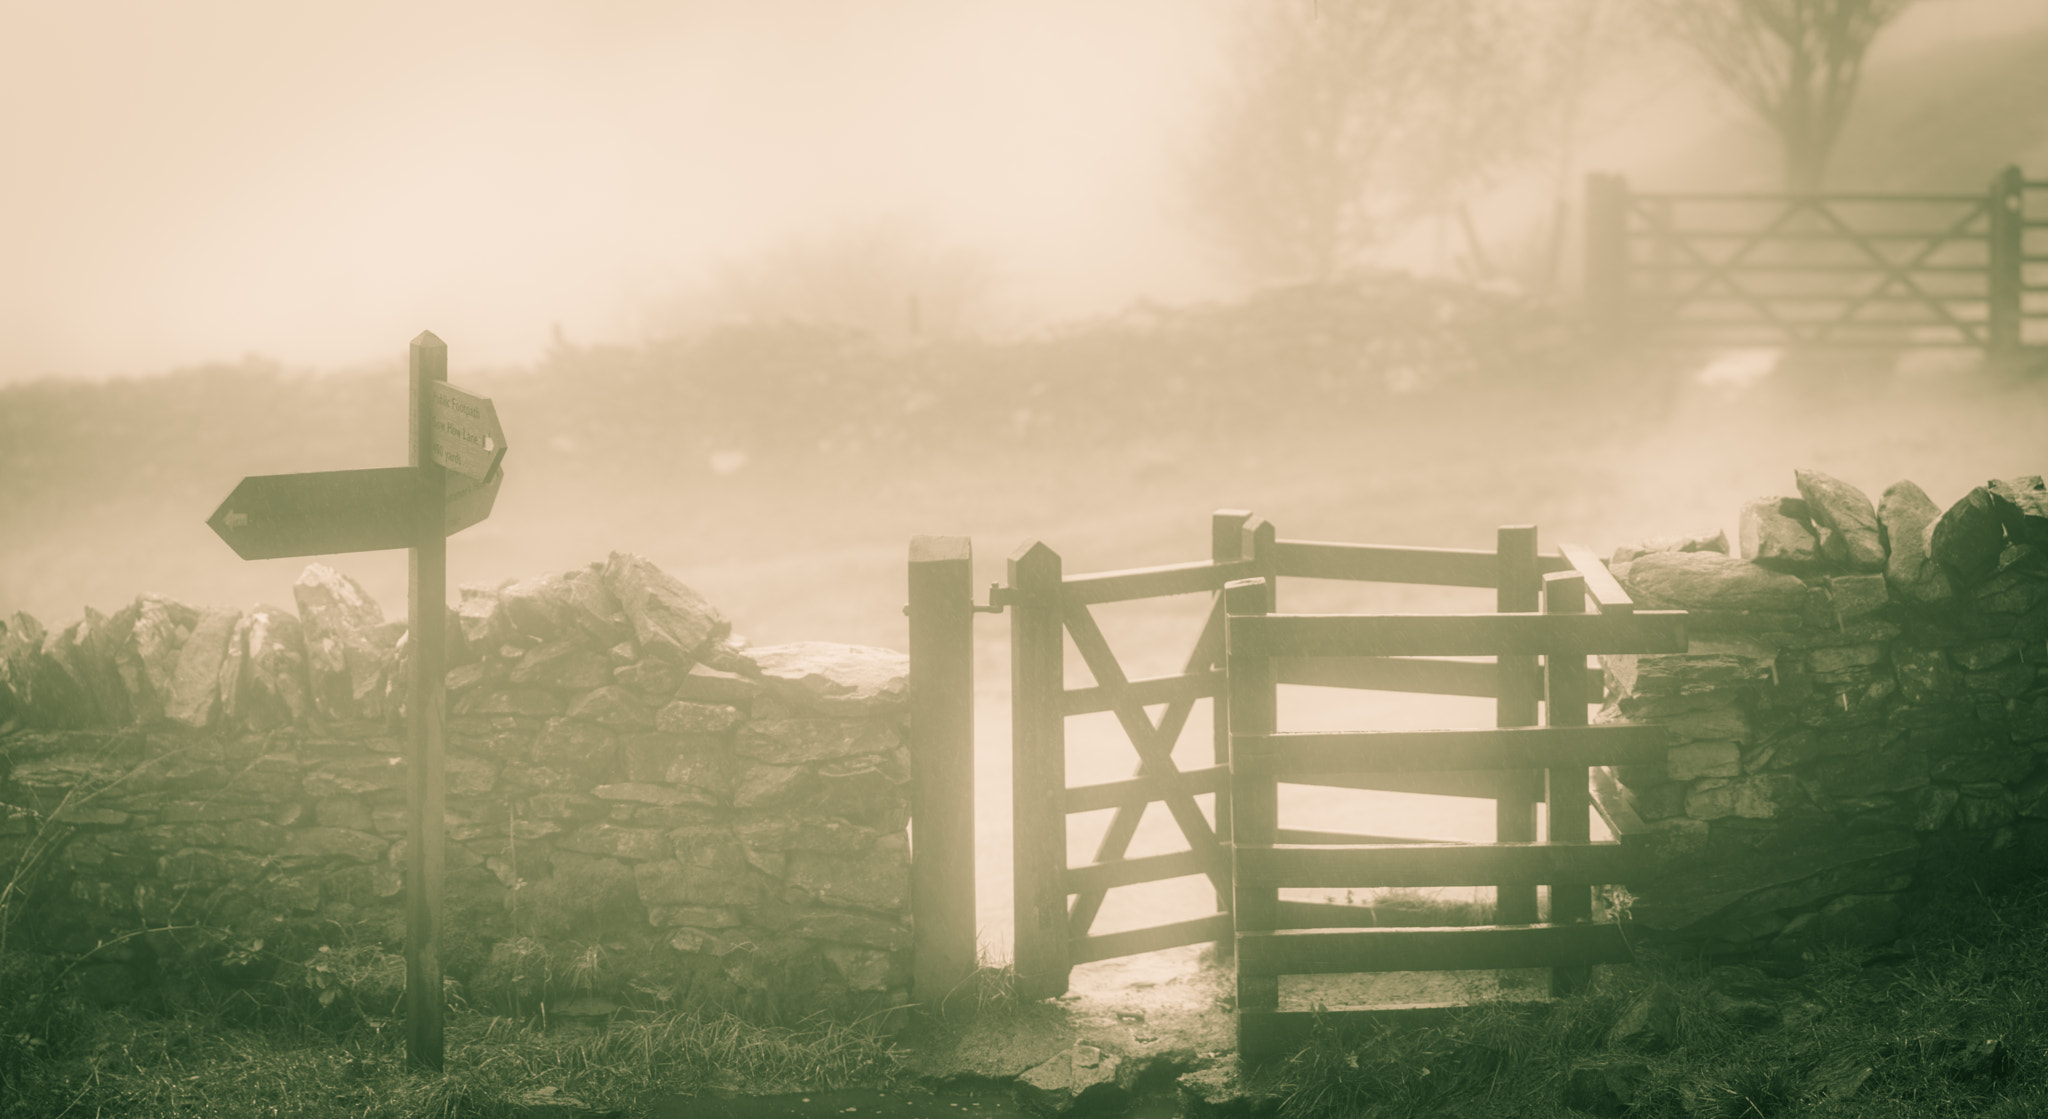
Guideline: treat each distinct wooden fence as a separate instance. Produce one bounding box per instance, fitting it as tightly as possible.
[1586,166,2048,355]
[1002,513,1648,1002]
[1223,566,1686,1062]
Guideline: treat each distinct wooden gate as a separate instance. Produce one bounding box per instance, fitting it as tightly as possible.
[1586,166,2048,355]
[1005,512,1617,1001]
[1223,564,1686,1061]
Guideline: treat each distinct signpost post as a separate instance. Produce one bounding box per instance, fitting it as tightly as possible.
[206,330,505,1072]
[405,332,449,1072]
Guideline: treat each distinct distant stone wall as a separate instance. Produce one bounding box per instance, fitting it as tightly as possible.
[1598,471,2048,955]
[0,554,912,1022]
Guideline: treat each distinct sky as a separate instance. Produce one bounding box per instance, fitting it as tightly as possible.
[0,0,1238,380]
[1,0,2042,383]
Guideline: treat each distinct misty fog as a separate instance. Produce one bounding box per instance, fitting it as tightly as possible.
[5,0,2048,970]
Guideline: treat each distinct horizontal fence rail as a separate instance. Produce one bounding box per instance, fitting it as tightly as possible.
[1236,841,1641,889]
[1228,611,1688,658]
[1232,724,1670,776]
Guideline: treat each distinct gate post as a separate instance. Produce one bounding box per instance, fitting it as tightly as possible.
[1988,165,2025,360]
[1544,571,1593,997]
[1009,541,1069,1001]
[1585,172,1632,346]
[908,536,977,1012]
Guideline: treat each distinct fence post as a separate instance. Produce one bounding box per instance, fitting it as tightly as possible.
[1224,575,1278,1039]
[908,536,977,1013]
[1209,510,1254,921]
[1009,540,1069,1001]
[1585,173,1631,347]
[1494,526,1541,927]
[1544,571,1593,997]
[1988,165,2025,360]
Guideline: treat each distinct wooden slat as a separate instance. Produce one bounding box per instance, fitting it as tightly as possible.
[1236,921,1632,975]
[1557,543,1634,615]
[1064,847,1221,894]
[1070,913,1232,964]
[1235,724,1668,777]
[1274,655,1498,697]
[1063,669,1219,716]
[1231,611,1686,658]
[1061,559,1256,605]
[1237,841,1639,888]
[1065,764,1228,814]
[1274,540,1499,587]
[1292,768,1546,801]
[1275,828,1473,846]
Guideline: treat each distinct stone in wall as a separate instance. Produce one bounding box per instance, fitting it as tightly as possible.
[748,643,908,715]
[566,563,636,649]
[294,565,390,723]
[602,552,728,664]
[239,604,311,730]
[1739,498,1823,572]
[1618,551,1810,624]
[1987,476,2048,551]
[458,583,513,651]
[501,571,574,641]
[1931,487,2005,587]
[1795,469,1886,573]
[1611,530,1727,566]
[132,594,196,720]
[51,606,134,728]
[2,613,84,729]
[1879,481,1953,604]
[166,607,240,728]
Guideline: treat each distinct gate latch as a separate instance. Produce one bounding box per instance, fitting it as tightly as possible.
[903,582,1016,617]
[974,583,1015,614]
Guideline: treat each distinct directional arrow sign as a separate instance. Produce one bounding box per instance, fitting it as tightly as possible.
[430,381,506,483]
[209,468,498,560]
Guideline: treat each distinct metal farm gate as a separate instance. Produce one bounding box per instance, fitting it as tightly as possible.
[1586,166,2048,355]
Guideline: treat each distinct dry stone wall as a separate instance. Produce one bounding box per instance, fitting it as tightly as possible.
[0,553,913,1022]
[1599,471,2048,956]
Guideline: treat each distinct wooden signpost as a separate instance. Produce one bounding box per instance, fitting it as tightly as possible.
[206,330,504,1072]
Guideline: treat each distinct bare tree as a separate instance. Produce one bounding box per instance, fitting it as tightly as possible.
[1188,0,1591,286]
[1649,0,1919,193]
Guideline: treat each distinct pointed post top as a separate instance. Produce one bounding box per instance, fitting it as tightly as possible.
[412,330,445,349]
